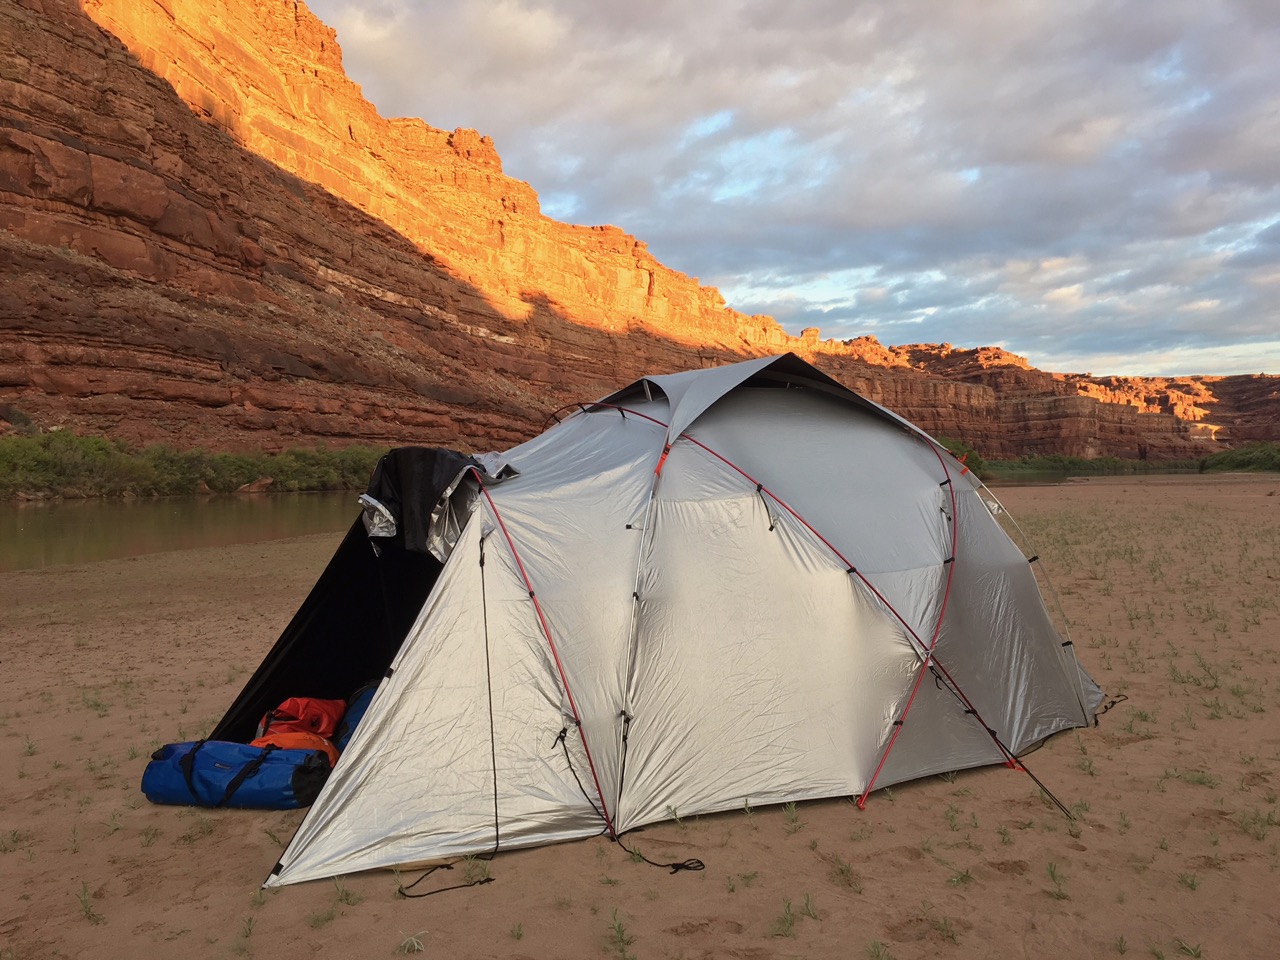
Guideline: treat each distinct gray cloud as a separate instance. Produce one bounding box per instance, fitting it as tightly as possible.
[305,0,1280,375]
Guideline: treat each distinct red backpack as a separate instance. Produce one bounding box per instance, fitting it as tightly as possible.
[256,697,346,740]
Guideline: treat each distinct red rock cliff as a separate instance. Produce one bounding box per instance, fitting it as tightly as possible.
[0,0,1275,458]
[79,0,795,354]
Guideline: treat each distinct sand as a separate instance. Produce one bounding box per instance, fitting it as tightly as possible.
[2,475,1279,960]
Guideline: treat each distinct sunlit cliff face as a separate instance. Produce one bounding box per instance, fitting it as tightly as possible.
[78,0,806,352]
[0,1,1272,456]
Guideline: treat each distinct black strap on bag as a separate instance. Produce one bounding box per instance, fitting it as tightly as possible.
[178,740,206,803]
[177,741,279,808]
[216,745,278,808]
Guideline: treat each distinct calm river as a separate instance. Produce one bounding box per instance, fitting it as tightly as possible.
[0,472,1145,573]
[1,492,359,572]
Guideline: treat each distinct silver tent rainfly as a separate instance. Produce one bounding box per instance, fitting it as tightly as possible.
[227,353,1103,886]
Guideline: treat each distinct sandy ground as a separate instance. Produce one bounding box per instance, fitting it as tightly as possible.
[2,475,1279,960]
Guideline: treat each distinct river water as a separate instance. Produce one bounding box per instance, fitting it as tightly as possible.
[0,472,1163,573]
[0,492,359,572]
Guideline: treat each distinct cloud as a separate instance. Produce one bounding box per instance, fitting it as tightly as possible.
[304,0,1280,376]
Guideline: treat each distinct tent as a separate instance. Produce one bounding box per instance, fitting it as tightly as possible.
[219,353,1102,887]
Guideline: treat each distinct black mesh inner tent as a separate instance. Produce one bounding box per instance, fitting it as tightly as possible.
[210,448,476,743]
[210,520,442,743]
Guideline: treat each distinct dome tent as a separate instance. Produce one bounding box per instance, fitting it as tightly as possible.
[252,353,1102,887]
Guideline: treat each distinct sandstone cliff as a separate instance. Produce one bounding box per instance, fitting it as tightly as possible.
[1,0,1275,460]
[886,344,1278,452]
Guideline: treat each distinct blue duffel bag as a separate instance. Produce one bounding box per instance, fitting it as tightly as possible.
[334,680,380,752]
[141,740,330,809]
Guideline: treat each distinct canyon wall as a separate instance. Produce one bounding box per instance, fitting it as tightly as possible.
[0,0,1275,460]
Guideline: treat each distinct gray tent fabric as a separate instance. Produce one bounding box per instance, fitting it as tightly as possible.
[266,353,1103,887]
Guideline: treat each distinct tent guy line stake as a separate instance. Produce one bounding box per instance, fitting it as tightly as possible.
[473,472,617,838]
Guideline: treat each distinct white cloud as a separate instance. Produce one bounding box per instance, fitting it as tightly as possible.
[1043,341,1280,378]
[303,0,1280,376]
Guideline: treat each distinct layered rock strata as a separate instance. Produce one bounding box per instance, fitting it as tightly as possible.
[1,0,1274,460]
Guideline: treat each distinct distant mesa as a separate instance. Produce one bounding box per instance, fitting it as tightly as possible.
[0,0,1275,459]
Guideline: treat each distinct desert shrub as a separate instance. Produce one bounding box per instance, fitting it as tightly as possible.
[937,437,988,476]
[982,453,1199,480]
[1200,442,1280,473]
[0,432,388,498]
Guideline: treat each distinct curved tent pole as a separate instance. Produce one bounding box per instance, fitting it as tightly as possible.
[669,426,1029,802]
[472,472,618,839]
[855,442,964,805]
[679,430,1072,810]
[560,404,986,690]
[671,426,940,655]
[541,402,590,432]
[561,404,938,657]
[542,403,1059,812]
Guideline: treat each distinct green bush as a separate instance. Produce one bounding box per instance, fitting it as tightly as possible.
[0,432,389,498]
[981,453,1200,480]
[1199,442,1280,473]
[937,437,988,476]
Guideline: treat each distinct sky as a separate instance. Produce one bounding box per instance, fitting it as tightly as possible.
[304,0,1280,377]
